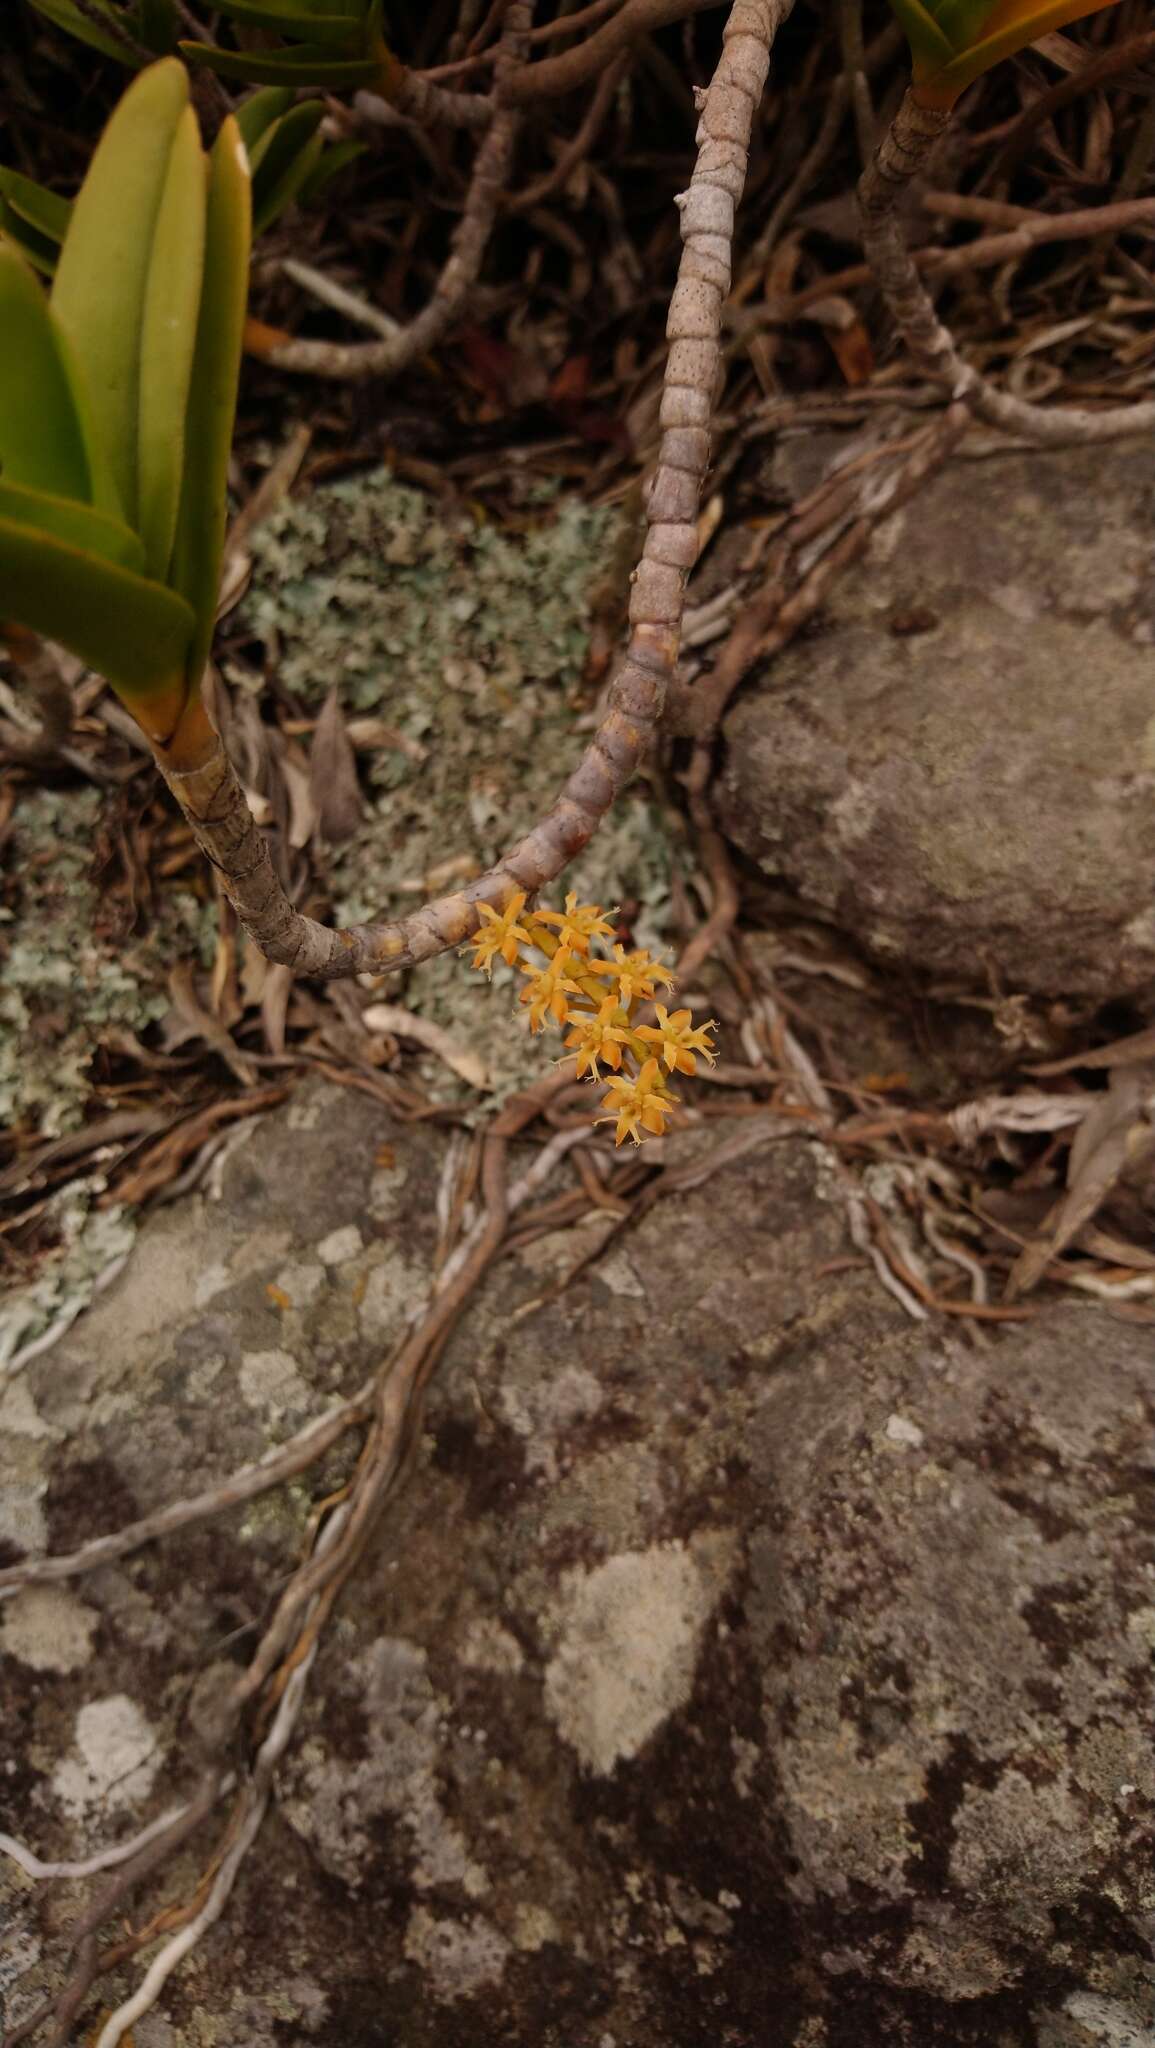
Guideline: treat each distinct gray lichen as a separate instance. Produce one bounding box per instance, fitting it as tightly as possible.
[1,788,214,1138]
[237,469,682,1105]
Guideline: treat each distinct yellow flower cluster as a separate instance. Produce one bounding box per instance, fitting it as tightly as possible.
[466,890,717,1144]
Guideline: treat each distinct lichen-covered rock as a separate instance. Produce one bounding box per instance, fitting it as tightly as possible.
[2,1086,1153,2045]
[718,438,1155,1004]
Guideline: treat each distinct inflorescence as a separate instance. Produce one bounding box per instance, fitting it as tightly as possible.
[465,890,716,1144]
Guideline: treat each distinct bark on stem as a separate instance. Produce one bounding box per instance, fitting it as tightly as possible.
[158,0,791,981]
[859,89,1155,446]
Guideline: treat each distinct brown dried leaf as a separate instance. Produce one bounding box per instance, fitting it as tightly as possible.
[165,960,258,1088]
[1007,1064,1155,1297]
[309,687,363,845]
[261,961,294,1057]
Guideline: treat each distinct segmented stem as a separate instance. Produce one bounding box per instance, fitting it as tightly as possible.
[159,0,793,981]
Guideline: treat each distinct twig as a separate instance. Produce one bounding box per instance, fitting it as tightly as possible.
[508,54,625,212]
[778,195,1155,314]
[279,259,402,339]
[988,28,1155,186]
[263,3,530,378]
[68,0,152,60]
[838,0,873,168]
[503,0,722,102]
[0,1386,374,1598]
[858,89,1155,445]
[425,0,627,75]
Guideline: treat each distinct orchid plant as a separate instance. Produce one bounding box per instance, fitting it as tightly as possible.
[889,0,1121,107]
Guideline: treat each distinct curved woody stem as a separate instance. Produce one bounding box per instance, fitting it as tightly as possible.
[858,89,1155,447]
[158,0,793,981]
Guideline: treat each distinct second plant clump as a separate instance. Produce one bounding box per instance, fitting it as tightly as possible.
[467,891,716,1144]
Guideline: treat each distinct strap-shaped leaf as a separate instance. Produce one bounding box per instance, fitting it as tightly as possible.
[251,104,326,233]
[24,0,143,64]
[0,515,195,727]
[236,86,297,152]
[51,58,190,526]
[0,169,72,248]
[179,39,384,87]
[170,116,252,692]
[0,241,95,502]
[206,0,363,42]
[0,196,60,277]
[0,480,145,574]
[138,104,208,580]
[297,137,367,209]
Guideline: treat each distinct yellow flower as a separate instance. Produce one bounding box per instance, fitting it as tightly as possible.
[597,1057,677,1146]
[589,945,676,1005]
[636,1004,718,1076]
[563,1000,628,1080]
[519,948,582,1032]
[468,891,533,976]
[535,893,618,957]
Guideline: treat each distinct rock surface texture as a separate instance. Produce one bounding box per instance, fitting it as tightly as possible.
[2,1084,1154,2045]
[718,438,1155,1005]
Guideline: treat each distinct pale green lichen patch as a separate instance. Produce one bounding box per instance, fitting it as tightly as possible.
[0,1180,136,1373]
[237,469,681,1105]
[1,787,215,1138]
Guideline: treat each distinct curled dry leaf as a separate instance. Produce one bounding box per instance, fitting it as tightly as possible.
[361,1002,490,1091]
[1007,1063,1155,1297]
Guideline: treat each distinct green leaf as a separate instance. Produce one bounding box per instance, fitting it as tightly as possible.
[134,0,180,49]
[138,103,208,580]
[915,0,999,35]
[923,0,1122,98]
[207,0,363,42]
[51,57,190,527]
[297,137,367,208]
[170,114,252,691]
[885,0,956,71]
[0,479,145,573]
[235,85,296,153]
[251,103,325,233]
[0,241,95,501]
[0,514,195,715]
[24,0,144,65]
[0,196,61,277]
[0,169,72,248]
[179,39,384,87]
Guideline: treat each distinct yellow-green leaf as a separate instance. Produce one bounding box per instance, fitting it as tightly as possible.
[0,169,72,248]
[0,196,60,276]
[51,58,190,526]
[0,515,195,721]
[138,103,208,580]
[0,240,94,502]
[0,480,146,574]
[170,115,252,691]
[236,86,296,153]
